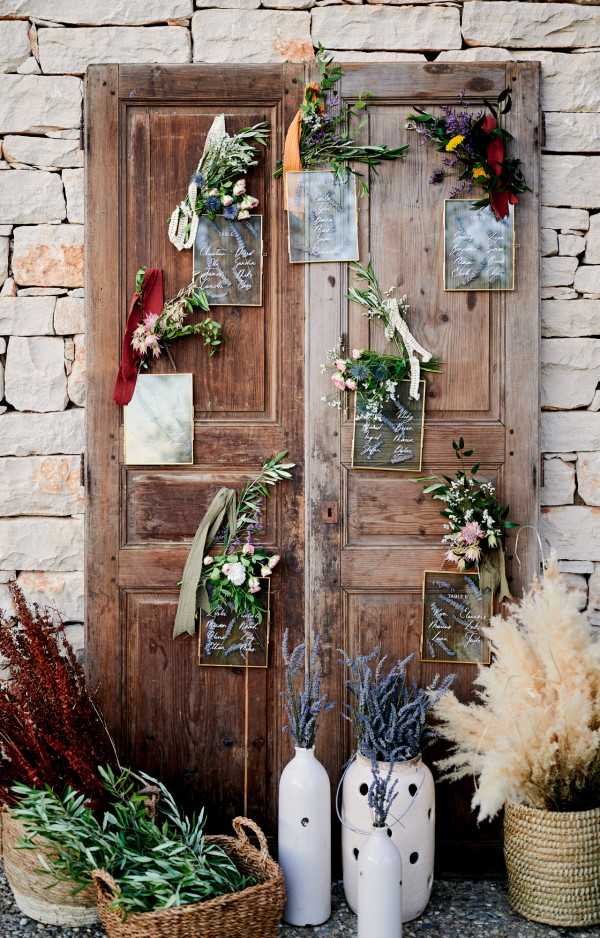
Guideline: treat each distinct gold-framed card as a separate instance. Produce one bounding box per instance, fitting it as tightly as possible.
[286,170,359,264]
[198,579,270,669]
[421,570,492,666]
[193,214,263,306]
[351,381,426,472]
[444,199,515,292]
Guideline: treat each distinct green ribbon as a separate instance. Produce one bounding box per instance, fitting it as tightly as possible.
[478,542,511,605]
[172,487,237,638]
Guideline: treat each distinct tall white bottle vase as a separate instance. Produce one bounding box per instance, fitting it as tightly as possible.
[278,746,331,926]
[358,825,403,938]
[342,752,435,921]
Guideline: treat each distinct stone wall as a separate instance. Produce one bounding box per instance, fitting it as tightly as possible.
[0,0,599,636]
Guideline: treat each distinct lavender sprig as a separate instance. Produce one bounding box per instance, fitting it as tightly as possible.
[368,759,399,828]
[282,631,334,749]
[340,648,454,762]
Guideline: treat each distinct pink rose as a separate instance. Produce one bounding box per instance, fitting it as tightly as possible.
[334,359,346,373]
[351,349,363,360]
[331,373,346,391]
[232,179,246,197]
[249,577,261,594]
[267,554,280,569]
[345,378,357,390]
[242,542,255,556]
[222,195,233,207]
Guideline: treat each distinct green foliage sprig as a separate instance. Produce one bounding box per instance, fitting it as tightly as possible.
[275,47,408,191]
[132,269,223,365]
[13,767,253,916]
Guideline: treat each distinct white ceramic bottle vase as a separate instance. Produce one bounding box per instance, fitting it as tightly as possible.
[358,825,403,938]
[342,752,435,921]
[278,746,331,926]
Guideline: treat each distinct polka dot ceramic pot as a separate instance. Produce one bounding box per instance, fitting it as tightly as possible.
[341,752,435,922]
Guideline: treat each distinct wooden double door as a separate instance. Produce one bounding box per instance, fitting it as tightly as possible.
[86,62,539,870]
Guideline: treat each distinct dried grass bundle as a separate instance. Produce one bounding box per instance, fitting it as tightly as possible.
[435,556,600,820]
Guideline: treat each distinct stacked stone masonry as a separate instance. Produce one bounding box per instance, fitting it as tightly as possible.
[0,0,599,636]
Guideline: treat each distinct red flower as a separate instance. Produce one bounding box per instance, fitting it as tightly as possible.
[481,113,518,220]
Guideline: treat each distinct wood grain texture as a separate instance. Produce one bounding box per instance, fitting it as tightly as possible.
[86,65,305,835]
[305,62,540,875]
[85,66,122,742]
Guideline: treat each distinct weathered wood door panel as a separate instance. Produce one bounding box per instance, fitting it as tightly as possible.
[86,65,304,829]
[306,62,540,873]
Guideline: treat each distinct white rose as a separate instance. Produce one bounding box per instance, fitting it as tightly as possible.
[226,562,246,587]
[232,179,246,197]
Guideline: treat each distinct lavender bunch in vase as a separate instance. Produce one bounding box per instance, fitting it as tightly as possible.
[358,760,403,938]
[279,631,334,927]
[340,648,453,922]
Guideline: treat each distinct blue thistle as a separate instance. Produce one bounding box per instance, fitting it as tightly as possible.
[193,172,205,188]
[223,204,238,221]
[204,195,221,214]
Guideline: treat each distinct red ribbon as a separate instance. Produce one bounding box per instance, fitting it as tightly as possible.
[113,268,164,406]
[481,115,519,221]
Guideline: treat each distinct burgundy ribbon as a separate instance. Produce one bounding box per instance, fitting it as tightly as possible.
[113,268,164,406]
[481,114,518,222]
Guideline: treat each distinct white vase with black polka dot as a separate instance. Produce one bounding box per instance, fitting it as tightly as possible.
[278,746,331,926]
[342,752,435,922]
[358,824,403,938]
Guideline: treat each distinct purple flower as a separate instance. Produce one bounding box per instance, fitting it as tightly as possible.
[429,169,446,185]
[223,204,238,221]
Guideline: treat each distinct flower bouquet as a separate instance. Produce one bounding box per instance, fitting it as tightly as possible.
[275,46,408,191]
[407,88,529,220]
[131,268,222,368]
[169,114,269,250]
[417,438,517,600]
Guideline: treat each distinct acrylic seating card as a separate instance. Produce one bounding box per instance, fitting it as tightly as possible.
[286,170,359,264]
[124,373,193,465]
[198,581,270,669]
[421,571,492,665]
[193,215,262,306]
[352,380,425,472]
[444,200,515,291]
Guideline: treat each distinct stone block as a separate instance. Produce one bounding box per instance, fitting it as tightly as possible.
[17,58,40,75]
[0,20,30,73]
[541,457,575,506]
[577,453,600,507]
[0,516,83,571]
[562,573,588,612]
[331,51,427,62]
[38,26,191,74]
[542,412,600,453]
[54,295,84,334]
[0,409,84,456]
[0,296,55,334]
[12,224,83,287]
[519,51,600,112]
[543,155,600,209]
[312,5,461,50]
[0,0,193,24]
[541,506,600,561]
[542,206,589,232]
[574,265,600,294]
[2,135,83,170]
[542,338,600,408]
[558,234,586,256]
[63,168,83,223]
[541,229,558,257]
[4,336,67,411]
[192,10,312,62]
[541,255,577,287]
[67,333,85,406]
[545,113,600,153]
[436,47,513,62]
[559,560,593,575]
[541,287,578,301]
[0,169,65,224]
[0,455,84,515]
[0,75,82,133]
[11,571,84,622]
[0,236,8,281]
[542,300,600,337]
[463,1,600,49]
[584,213,600,264]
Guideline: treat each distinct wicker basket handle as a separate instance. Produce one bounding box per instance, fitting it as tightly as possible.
[92,869,120,898]
[232,816,270,858]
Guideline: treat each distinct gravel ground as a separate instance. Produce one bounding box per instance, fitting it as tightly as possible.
[1,874,597,937]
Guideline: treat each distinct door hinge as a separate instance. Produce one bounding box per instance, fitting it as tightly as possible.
[321,501,339,524]
[80,99,85,153]
[80,452,87,491]
[540,111,546,149]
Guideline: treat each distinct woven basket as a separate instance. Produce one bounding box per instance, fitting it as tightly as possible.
[1,809,98,926]
[504,801,600,927]
[92,816,285,938]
